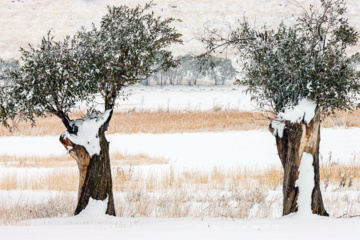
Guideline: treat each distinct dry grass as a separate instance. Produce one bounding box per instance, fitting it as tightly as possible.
[0,110,270,136]
[108,110,270,134]
[113,165,284,193]
[116,188,277,219]
[0,155,76,168]
[1,156,360,224]
[322,109,360,128]
[0,109,359,137]
[0,153,168,168]
[0,193,76,225]
[320,153,360,191]
[111,152,169,166]
[3,186,358,224]
[2,159,360,192]
[1,162,360,224]
[0,165,282,192]
[0,169,78,191]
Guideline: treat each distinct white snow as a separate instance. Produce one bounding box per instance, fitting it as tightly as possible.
[1,1,360,237]
[271,99,317,138]
[0,217,359,240]
[0,128,359,169]
[76,197,109,220]
[1,126,360,240]
[295,153,315,218]
[270,120,285,138]
[60,110,111,157]
[88,86,255,113]
[278,99,317,124]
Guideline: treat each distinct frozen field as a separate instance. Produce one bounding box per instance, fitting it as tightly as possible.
[1,0,360,238]
[1,216,360,240]
[88,86,254,112]
[0,87,360,239]
[0,128,359,169]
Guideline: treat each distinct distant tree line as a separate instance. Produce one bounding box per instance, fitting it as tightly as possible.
[142,55,236,86]
[0,55,236,87]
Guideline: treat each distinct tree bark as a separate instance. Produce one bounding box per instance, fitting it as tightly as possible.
[60,128,115,216]
[269,106,328,216]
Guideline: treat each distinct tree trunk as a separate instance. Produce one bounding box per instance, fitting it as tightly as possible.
[269,106,328,216]
[60,129,116,216]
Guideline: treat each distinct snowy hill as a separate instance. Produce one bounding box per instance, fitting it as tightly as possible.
[1,0,359,60]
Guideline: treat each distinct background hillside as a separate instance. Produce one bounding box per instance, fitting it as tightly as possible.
[1,0,360,60]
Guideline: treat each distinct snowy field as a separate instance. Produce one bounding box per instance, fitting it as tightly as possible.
[0,128,359,169]
[88,85,255,112]
[1,216,360,240]
[1,0,360,237]
[0,86,359,239]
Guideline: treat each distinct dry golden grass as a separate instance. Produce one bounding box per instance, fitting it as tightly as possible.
[0,109,359,137]
[1,152,360,192]
[2,178,359,225]
[320,154,360,190]
[321,164,360,186]
[0,169,78,191]
[0,155,76,168]
[2,162,359,192]
[322,109,360,128]
[0,153,168,168]
[0,193,76,225]
[109,110,271,133]
[111,152,169,166]
[0,166,282,192]
[0,110,270,136]
[113,165,284,193]
[1,161,360,224]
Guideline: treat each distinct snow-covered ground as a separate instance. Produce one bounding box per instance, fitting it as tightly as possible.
[0,128,359,170]
[1,126,359,239]
[1,0,360,237]
[1,86,360,238]
[87,85,255,112]
[0,215,359,240]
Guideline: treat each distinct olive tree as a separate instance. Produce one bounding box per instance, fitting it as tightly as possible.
[0,3,182,216]
[202,0,359,216]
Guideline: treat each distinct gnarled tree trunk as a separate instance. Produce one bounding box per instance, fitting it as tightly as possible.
[60,128,115,216]
[270,106,328,216]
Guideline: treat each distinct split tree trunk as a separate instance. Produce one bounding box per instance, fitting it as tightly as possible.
[60,129,115,216]
[270,106,328,216]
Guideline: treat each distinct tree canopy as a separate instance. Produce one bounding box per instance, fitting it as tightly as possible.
[202,0,360,114]
[0,2,182,131]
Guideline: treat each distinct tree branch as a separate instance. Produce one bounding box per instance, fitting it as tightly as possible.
[46,106,73,133]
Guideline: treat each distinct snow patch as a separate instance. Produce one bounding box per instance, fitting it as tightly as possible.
[278,99,316,124]
[270,120,285,138]
[76,197,108,219]
[61,110,111,157]
[271,99,316,138]
[295,153,315,218]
